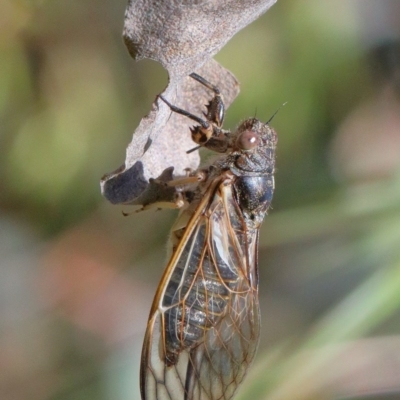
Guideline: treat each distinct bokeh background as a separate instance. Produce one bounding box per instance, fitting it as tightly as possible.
[2,1,400,399]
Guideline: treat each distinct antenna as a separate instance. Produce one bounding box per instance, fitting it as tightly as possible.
[266,102,287,124]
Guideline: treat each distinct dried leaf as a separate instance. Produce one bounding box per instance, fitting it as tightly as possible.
[101,0,277,205]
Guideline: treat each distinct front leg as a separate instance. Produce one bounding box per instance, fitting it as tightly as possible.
[159,95,215,145]
[129,167,206,213]
[159,95,230,154]
[159,73,231,153]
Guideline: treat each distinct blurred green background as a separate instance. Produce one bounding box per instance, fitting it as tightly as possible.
[2,1,400,399]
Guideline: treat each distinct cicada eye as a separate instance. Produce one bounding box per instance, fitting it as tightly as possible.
[236,130,260,151]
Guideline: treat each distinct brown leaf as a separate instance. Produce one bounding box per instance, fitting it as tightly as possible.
[101,0,277,205]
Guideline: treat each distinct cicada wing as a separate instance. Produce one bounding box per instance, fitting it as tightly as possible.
[141,176,260,400]
[141,296,260,400]
[184,292,260,399]
[140,181,217,400]
[141,310,189,400]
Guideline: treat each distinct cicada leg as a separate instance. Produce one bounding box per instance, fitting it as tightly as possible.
[189,72,225,128]
[132,169,208,214]
[159,95,214,145]
[166,169,207,187]
[159,73,231,154]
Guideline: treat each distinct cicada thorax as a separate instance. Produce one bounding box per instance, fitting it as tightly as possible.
[232,175,275,226]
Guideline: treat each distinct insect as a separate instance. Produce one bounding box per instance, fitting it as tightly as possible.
[140,73,277,400]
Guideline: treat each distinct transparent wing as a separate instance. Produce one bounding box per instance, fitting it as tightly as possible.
[141,175,260,400]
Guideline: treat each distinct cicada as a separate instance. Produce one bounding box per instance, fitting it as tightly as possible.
[140,73,277,400]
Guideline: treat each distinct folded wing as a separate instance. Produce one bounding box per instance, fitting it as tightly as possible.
[141,176,260,400]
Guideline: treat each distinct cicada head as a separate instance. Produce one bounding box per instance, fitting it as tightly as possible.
[231,118,277,175]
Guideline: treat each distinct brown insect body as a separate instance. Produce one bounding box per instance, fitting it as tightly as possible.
[140,74,277,400]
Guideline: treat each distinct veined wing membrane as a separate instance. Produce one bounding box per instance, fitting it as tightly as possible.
[141,175,260,400]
